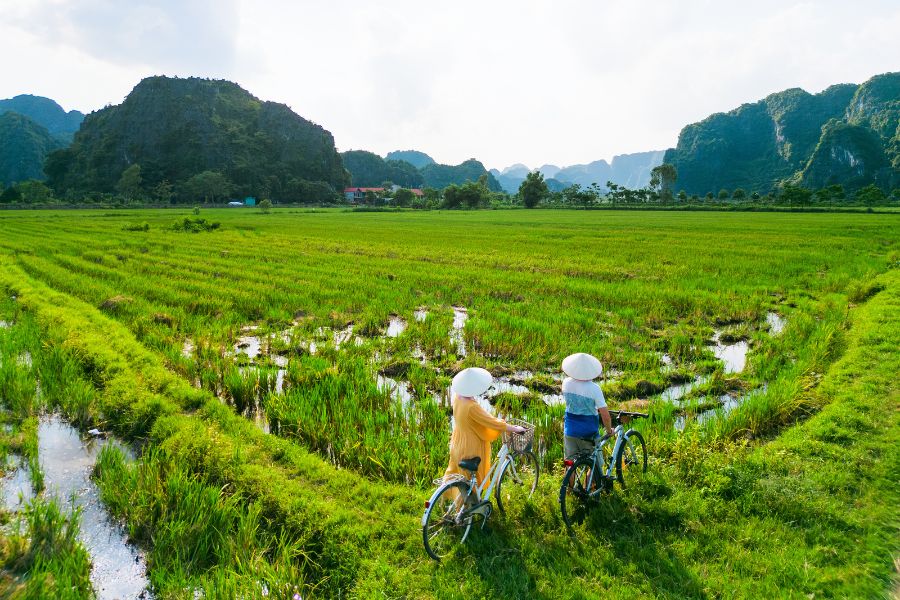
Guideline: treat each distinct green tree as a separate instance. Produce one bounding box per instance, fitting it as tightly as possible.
[780,185,812,206]
[16,180,53,204]
[606,181,623,205]
[677,190,687,202]
[391,188,415,207]
[0,185,22,204]
[259,198,273,213]
[116,164,143,201]
[854,184,886,207]
[717,189,730,200]
[155,179,175,204]
[562,184,597,209]
[442,184,462,209]
[649,164,678,202]
[751,191,760,200]
[732,188,746,200]
[185,171,233,204]
[518,171,549,208]
[462,180,490,209]
[705,191,714,201]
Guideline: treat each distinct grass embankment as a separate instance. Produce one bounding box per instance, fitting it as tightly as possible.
[0,215,896,597]
[0,305,94,598]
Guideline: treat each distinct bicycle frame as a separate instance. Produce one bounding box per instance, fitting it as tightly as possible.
[582,424,627,496]
[420,442,512,543]
[467,442,513,503]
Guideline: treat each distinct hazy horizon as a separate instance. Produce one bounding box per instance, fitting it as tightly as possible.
[2,0,899,169]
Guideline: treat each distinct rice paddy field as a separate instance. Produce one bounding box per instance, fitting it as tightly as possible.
[0,207,897,599]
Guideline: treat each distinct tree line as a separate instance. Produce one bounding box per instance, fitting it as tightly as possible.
[2,164,898,209]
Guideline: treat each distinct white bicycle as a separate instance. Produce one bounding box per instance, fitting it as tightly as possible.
[421,419,539,561]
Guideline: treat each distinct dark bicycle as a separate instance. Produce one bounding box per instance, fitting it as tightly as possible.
[559,410,648,532]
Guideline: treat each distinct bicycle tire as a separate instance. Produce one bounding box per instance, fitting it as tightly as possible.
[422,481,474,561]
[496,451,539,514]
[559,456,598,533]
[614,429,647,487]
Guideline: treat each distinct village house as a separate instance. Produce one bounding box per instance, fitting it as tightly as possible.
[343,186,425,203]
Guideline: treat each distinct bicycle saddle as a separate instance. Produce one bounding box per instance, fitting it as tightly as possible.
[458,457,481,473]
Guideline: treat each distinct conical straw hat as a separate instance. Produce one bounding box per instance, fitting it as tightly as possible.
[562,353,603,381]
[451,367,493,397]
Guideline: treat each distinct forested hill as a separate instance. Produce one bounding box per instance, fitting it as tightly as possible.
[0,94,84,142]
[664,72,900,195]
[0,112,64,186]
[421,159,502,191]
[341,150,423,188]
[343,150,502,191]
[384,149,435,169]
[45,76,347,203]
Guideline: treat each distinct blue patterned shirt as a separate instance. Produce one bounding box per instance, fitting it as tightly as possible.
[563,377,606,438]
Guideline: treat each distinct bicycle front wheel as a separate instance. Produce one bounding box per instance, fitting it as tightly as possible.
[615,430,647,487]
[422,481,473,561]
[496,451,539,514]
[559,457,598,533]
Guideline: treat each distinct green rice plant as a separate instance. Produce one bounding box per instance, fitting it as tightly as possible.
[0,496,93,599]
[224,367,258,415]
[94,445,312,598]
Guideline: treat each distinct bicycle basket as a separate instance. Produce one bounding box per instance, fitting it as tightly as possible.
[502,418,535,454]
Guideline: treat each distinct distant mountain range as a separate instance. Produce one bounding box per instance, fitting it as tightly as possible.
[0,95,85,186]
[3,71,897,199]
[664,71,900,194]
[490,151,666,194]
[0,95,84,142]
[344,149,502,191]
[384,150,435,169]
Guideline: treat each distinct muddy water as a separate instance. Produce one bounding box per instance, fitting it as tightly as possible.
[235,334,263,360]
[386,316,407,338]
[377,375,413,408]
[17,351,32,368]
[709,331,748,374]
[675,386,766,431]
[1,456,34,511]
[766,312,786,335]
[39,416,151,600]
[450,307,468,356]
[660,376,709,403]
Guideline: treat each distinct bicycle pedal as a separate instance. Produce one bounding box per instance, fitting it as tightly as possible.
[480,505,493,529]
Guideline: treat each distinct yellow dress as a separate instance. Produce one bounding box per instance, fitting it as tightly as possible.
[443,395,507,485]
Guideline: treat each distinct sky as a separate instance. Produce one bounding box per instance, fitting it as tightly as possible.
[2,0,899,169]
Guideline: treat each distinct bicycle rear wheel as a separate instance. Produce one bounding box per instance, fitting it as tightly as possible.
[496,451,539,514]
[422,481,473,561]
[615,430,647,487]
[559,457,598,533]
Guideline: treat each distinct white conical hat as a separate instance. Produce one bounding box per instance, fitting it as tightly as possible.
[562,353,603,380]
[451,367,493,397]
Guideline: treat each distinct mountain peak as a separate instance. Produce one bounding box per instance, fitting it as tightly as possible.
[0,94,84,142]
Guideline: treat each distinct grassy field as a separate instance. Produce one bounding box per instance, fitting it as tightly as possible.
[0,208,897,598]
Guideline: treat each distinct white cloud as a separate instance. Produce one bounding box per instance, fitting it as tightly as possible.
[1,0,898,168]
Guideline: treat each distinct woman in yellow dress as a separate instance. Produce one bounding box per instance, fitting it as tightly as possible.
[443,367,526,486]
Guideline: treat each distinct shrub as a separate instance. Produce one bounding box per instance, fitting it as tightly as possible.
[171,218,221,233]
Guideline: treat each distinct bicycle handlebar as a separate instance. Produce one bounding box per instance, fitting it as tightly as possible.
[607,410,649,419]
